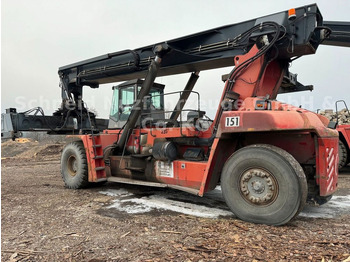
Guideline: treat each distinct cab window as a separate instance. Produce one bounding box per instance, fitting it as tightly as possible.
[119,86,135,121]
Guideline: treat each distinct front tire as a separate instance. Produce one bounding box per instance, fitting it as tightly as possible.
[221,144,307,226]
[61,141,89,189]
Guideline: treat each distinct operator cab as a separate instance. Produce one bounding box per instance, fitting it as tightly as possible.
[109,79,165,128]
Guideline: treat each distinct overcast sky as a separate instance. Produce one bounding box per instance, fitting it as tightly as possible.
[2,0,350,119]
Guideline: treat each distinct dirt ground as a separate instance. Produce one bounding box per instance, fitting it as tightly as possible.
[1,139,350,262]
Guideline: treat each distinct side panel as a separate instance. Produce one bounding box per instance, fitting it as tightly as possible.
[155,160,207,189]
[316,137,338,196]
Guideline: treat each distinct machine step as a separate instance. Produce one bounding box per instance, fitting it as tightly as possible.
[107,176,167,187]
[106,176,200,195]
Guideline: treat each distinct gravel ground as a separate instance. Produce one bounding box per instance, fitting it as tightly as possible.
[1,140,350,262]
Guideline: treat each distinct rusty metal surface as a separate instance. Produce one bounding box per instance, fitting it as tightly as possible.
[239,168,278,205]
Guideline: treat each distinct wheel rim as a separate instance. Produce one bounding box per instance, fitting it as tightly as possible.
[67,155,78,177]
[239,168,278,206]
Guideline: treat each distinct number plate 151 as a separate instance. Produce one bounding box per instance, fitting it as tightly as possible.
[225,116,240,127]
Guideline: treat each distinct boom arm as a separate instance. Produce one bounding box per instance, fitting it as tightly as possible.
[322,21,350,47]
[59,4,325,101]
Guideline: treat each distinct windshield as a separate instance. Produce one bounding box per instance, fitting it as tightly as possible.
[110,86,135,121]
[119,86,134,121]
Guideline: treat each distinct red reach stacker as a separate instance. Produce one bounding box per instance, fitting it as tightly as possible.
[2,4,350,225]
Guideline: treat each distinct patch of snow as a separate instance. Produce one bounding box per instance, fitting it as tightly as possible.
[100,187,350,220]
[100,188,233,218]
[100,188,131,197]
[300,195,350,219]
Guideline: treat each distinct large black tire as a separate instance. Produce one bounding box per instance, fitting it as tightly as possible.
[61,141,89,189]
[339,140,348,170]
[221,144,307,226]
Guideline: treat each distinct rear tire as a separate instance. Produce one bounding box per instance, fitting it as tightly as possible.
[221,144,307,226]
[61,141,89,189]
[339,140,348,170]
